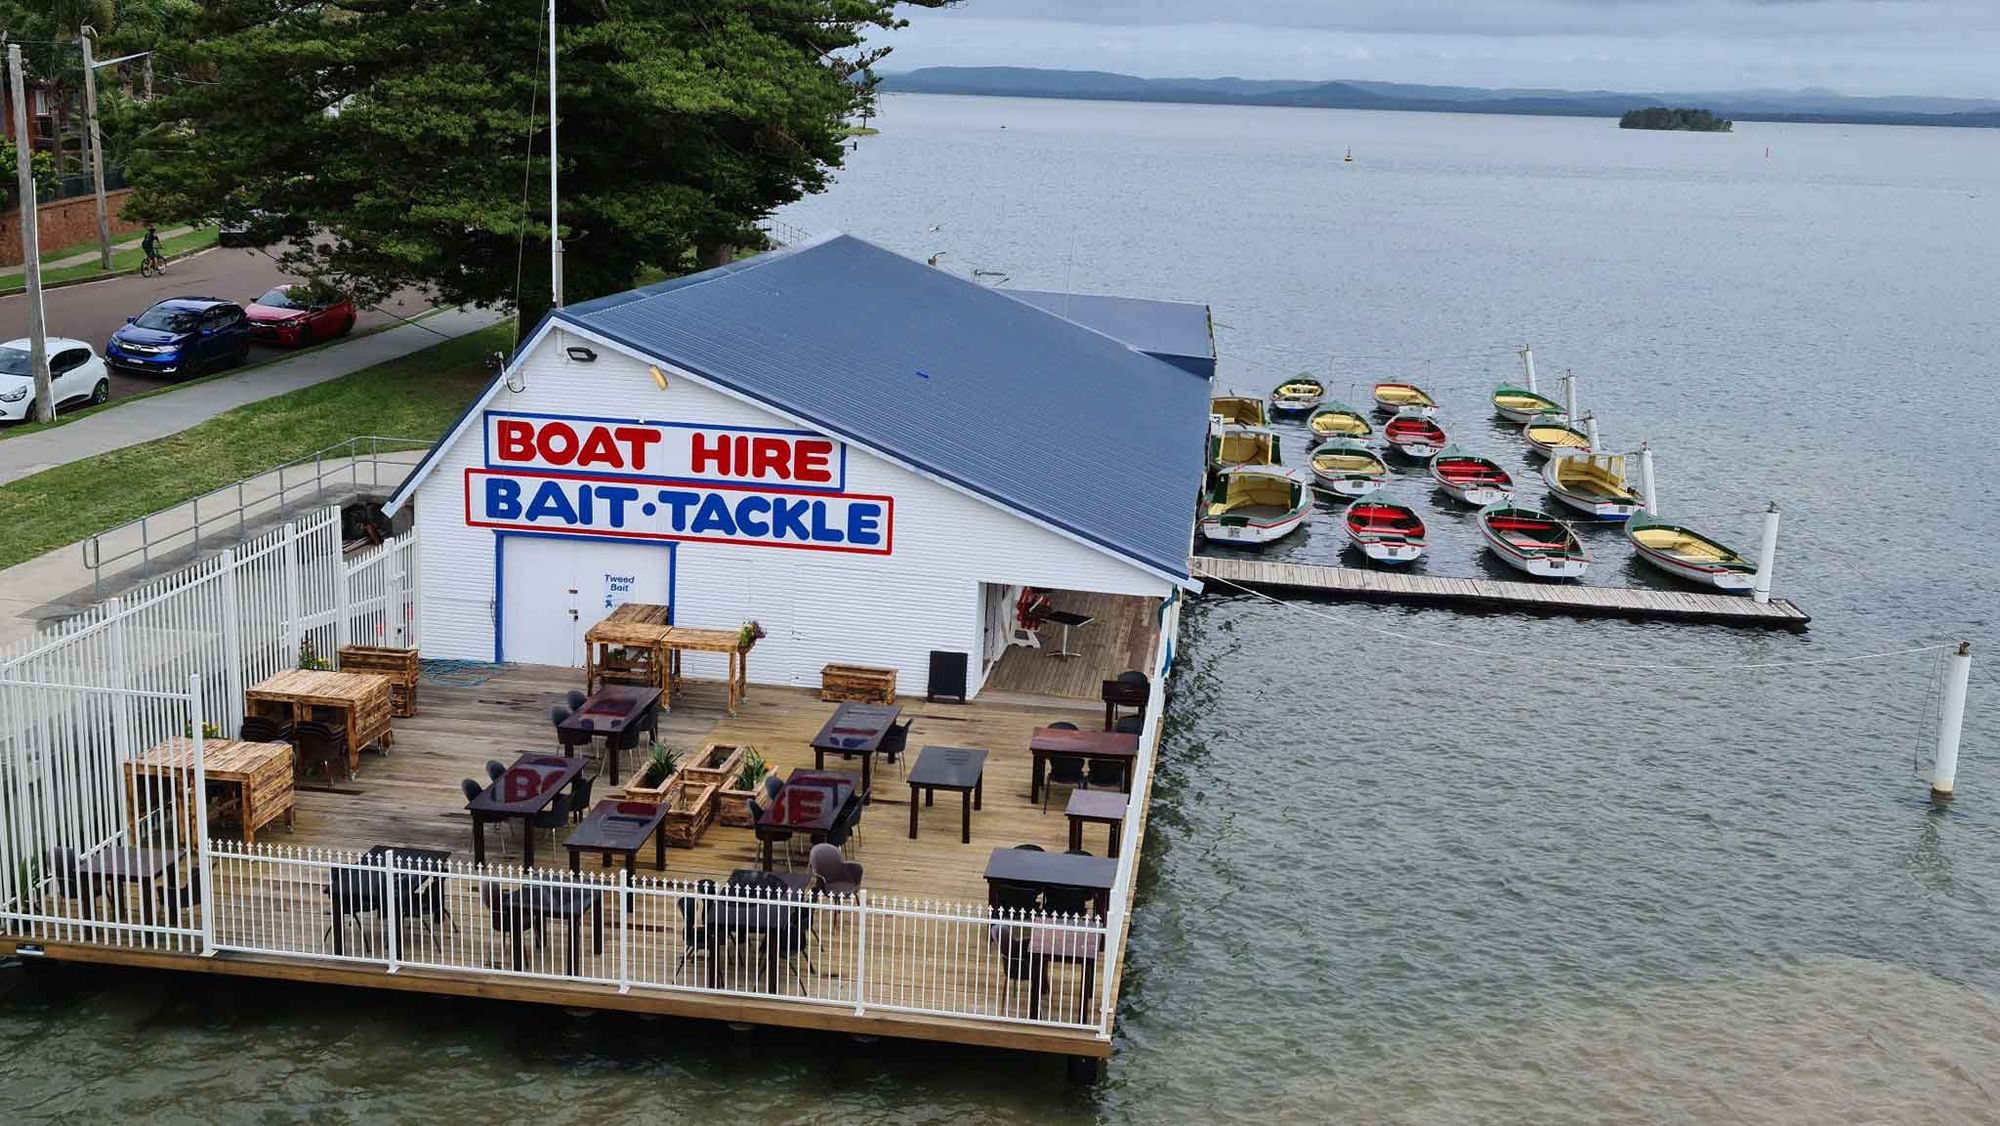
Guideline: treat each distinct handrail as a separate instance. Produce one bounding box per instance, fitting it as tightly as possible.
[82,435,431,586]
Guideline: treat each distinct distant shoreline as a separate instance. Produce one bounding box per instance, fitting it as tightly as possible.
[879,68,2000,130]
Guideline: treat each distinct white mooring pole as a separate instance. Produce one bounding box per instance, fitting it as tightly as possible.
[1582,412,1600,451]
[1563,370,1579,420]
[1751,502,1780,603]
[1638,441,1658,515]
[547,0,563,309]
[1519,345,1538,392]
[1931,642,1973,802]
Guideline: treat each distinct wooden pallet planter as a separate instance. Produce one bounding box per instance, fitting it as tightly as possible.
[337,645,422,717]
[662,781,718,847]
[619,763,686,805]
[681,742,747,791]
[820,663,897,704]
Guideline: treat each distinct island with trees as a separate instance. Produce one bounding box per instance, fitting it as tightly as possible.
[1619,107,1734,132]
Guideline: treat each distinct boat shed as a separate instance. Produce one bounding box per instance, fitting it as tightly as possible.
[384,232,1213,697]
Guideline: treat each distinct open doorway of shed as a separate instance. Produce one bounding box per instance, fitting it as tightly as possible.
[982,589,1161,700]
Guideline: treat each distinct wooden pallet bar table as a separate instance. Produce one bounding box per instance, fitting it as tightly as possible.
[662,626,753,715]
[125,737,296,844]
[583,602,673,694]
[244,669,395,771]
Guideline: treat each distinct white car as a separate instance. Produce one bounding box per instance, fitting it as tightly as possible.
[0,337,110,422]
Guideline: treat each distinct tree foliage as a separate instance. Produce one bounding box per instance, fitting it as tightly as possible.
[1619,107,1733,132]
[125,0,946,337]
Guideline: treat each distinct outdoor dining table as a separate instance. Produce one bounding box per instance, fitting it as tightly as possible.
[907,745,987,844]
[78,846,184,926]
[564,799,672,896]
[756,771,857,871]
[559,685,661,784]
[466,753,584,868]
[809,702,902,801]
[706,870,812,993]
[1064,790,1128,857]
[245,669,394,772]
[327,845,452,957]
[125,737,296,844]
[982,848,1117,919]
[1027,728,1138,805]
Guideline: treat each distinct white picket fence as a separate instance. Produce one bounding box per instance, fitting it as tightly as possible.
[206,842,1110,1030]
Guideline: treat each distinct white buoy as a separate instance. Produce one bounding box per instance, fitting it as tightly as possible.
[1638,441,1658,515]
[1519,345,1538,392]
[1931,642,1973,802]
[1563,371,1579,420]
[1751,502,1780,603]
[1582,412,1600,450]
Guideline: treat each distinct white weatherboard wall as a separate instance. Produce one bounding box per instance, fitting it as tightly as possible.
[412,327,1174,695]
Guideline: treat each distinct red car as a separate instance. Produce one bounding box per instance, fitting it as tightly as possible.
[244,284,357,347]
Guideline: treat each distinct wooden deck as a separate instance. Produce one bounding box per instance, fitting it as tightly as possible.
[986,592,1160,699]
[1192,555,1812,627]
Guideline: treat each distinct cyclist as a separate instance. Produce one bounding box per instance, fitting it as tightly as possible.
[140,225,162,269]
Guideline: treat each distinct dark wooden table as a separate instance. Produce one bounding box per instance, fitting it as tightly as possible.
[1043,609,1094,659]
[328,845,452,956]
[757,773,856,870]
[707,871,811,992]
[565,799,671,885]
[907,745,987,844]
[1065,790,1128,857]
[466,753,584,868]
[809,702,901,801]
[1028,728,1138,804]
[1027,926,1103,1023]
[560,685,662,783]
[1100,677,1148,731]
[982,848,1117,918]
[78,846,181,925]
[485,882,602,975]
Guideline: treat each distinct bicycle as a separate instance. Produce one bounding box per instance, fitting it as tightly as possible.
[138,252,167,278]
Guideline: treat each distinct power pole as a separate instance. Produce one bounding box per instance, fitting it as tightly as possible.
[79,29,112,270]
[8,44,52,423]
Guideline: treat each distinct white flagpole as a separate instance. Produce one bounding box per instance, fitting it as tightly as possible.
[548,0,563,309]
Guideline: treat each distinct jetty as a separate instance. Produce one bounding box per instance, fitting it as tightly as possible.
[1191,555,1811,627]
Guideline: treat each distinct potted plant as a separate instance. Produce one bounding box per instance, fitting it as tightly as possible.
[737,620,766,649]
[297,639,331,670]
[716,747,768,828]
[662,779,718,847]
[682,742,746,790]
[621,744,683,803]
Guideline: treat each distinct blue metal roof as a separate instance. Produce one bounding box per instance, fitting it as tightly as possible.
[556,234,1210,582]
[1002,289,1214,380]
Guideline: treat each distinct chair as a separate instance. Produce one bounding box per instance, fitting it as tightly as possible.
[565,689,588,711]
[238,715,291,743]
[1113,715,1143,735]
[1049,721,1079,731]
[460,778,484,804]
[991,924,1044,1014]
[991,880,1042,914]
[1087,758,1128,790]
[486,760,506,782]
[808,843,863,898]
[1042,755,1086,814]
[551,706,593,757]
[879,719,913,775]
[761,774,784,802]
[293,721,348,786]
[1043,883,1094,919]
[567,772,594,823]
[675,879,716,974]
[528,790,574,852]
[1012,843,1046,851]
[748,797,796,871]
[45,847,105,915]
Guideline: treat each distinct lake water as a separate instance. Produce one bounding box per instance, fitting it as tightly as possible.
[5,95,1999,1123]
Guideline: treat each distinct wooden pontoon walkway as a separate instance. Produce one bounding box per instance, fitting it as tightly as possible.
[1192,555,1811,627]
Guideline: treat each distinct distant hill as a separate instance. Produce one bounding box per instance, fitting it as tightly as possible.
[879,67,2000,129]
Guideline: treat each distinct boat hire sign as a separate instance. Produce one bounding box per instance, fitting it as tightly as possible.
[466,411,894,555]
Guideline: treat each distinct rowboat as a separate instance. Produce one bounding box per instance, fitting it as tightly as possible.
[1269,376,1325,416]
[1477,501,1590,579]
[1201,465,1310,544]
[1308,439,1390,498]
[1372,382,1438,417]
[1542,451,1645,521]
[1625,511,1756,591]
[1210,395,1267,428]
[1521,414,1592,459]
[1343,497,1427,564]
[1209,425,1282,470]
[1427,444,1516,506]
[1382,408,1447,460]
[1306,402,1373,442]
[1491,383,1566,424]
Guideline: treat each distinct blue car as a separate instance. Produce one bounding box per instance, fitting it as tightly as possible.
[105,296,251,379]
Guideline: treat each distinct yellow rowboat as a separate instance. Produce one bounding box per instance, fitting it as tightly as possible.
[1306,402,1373,442]
[1201,465,1310,544]
[1522,415,1592,458]
[1491,383,1566,425]
[1210,395,1266,428]
[1542,451,1645,521]
[1208,425,1282,470]
[1625,512,1756,592]
[1308,439,1389,498]
[1372,382,1437,417]
[1269,376,1325,416]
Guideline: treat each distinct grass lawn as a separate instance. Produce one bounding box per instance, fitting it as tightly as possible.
[0,228,219,294]
[0,321,507,570]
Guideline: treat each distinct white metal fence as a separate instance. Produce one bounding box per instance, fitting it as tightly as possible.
[207,842,1110,1031]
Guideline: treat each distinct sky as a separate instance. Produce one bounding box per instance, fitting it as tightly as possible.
[879,0,2000,100]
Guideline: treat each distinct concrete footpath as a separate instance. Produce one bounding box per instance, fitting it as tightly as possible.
[0,306,502,486]
[0,225,198,281]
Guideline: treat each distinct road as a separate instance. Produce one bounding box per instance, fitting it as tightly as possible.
[0,244,437,402]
